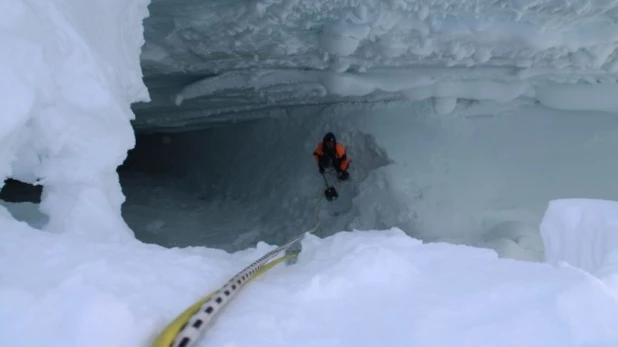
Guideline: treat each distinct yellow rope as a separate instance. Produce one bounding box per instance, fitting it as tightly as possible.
[151,183,329,347]
[152,253,297,347]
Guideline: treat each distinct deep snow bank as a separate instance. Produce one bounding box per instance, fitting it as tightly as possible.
[2,225,618,347]
[0,0,150,241]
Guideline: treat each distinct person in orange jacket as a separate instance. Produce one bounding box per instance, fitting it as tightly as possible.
[313,132,350,181]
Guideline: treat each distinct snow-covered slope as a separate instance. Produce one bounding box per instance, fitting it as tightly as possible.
[2,201,618,347]
[134,0,618,130]
[0,0,150,241]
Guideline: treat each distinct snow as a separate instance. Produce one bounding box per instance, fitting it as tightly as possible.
[541,199,618,278]
[1,218,618,347]
[0,0,150,241]
[171,65,618,125]
[136,0,618,129]
[535,83,618,112]
[319,20,371,56]
[4,0,618,346]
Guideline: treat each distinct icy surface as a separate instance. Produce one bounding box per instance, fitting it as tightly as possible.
[541,199,618,278]
[134,0,618,130]
[2,222,618,347]
[0,0,150,241]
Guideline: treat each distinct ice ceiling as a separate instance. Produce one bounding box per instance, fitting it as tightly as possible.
[131,0,618,132]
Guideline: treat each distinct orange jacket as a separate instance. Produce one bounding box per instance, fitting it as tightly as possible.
[313,142,350,172]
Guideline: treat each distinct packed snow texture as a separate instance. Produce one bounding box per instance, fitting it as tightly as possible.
[0,0,150,241]
[2,210,618,347]
[134,0,618,130]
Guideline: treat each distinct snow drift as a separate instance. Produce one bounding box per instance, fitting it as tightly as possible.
[2,213,618,347]
[0,0,150,241]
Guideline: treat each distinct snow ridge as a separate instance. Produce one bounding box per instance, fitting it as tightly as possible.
[0,0,150,241]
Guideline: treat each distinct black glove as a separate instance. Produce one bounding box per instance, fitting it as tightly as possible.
[319,166,325,174]
[337,171,349,181]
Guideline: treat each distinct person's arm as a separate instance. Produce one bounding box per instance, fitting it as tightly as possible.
[336,144,350,172]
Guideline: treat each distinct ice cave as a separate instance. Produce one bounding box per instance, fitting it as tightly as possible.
[2,1,618,346]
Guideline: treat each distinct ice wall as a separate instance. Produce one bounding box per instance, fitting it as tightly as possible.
[0,0,150,241]
[149,0,618,128]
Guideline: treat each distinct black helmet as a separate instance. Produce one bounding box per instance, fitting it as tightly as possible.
[323,132,336,143]
[322,132,336,150]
